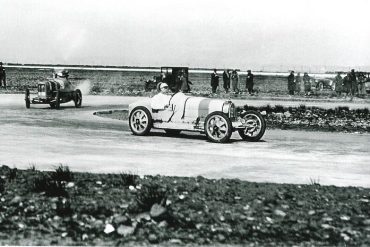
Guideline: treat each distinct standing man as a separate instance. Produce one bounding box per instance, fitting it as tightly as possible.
[231,69,240,94]
[287,71,295,95]
[246,70,254,95]
[343,73,351,96]
[0,62,6,89]
[179,71,190,93]
[349,69,357,96]
[210,69,219,94]
[333,72,343,96]
[295,72,302,94]
[357,72,366,97]
[222,69,230,93]
[303,72,311,95]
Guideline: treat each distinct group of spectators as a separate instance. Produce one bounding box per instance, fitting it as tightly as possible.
[0,62,6,88]
[287,71,312,95]
[210,69,255,94]
[159,70,192,93]
[288,69,368,97]
[333,69,368,97]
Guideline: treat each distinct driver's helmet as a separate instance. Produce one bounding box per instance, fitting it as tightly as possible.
[54,69,69,78]
[158,82,169,92]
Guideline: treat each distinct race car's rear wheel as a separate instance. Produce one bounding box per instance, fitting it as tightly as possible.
[129,106,152,136]
[55,90,61,109]
[238,110,266,142]
[74,89,82,108]
[25,88,30,109]
[204,111,232,143]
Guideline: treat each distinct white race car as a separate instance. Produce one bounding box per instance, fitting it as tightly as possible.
[128,92,266,143]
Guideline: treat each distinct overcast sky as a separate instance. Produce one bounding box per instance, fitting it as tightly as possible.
[0,0,369,70]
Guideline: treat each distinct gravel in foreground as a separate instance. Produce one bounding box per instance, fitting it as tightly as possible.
[0,165,370,246]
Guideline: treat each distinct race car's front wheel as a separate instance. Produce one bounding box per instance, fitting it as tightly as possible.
[25,88,30,109]
[204,111,232,143]
[129,106,152,136]
[74,89,82,108]
[238,110,266,142]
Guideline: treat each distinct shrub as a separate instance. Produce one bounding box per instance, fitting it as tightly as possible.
[309,177,321,186]
[51,165,73,182]
[7,168,17,182]
[33,173,68,197]
[336,106,349,112]
[264,104,273,113]
[274,105,285,113]
[136,183,167,211]
[299,104,306,111]
[28,164,37,171]
[120,172,138,187]
[0,177,5,193]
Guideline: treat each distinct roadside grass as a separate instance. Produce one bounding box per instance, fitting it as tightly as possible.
[1,164,370,245]
[32,165,73,197]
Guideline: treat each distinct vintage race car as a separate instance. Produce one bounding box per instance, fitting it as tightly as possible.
[128,93,266,143]
[25,80,82,109]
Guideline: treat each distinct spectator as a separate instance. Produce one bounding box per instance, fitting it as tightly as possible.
[231,69,239,94]
[245,70,254,95]
[179,71,190,93]
[160,72,166,82]
[343,73,351,96]
[333,72,343,96]
[349,69,357,96]
[222,69,230,93]
[295,72,302,94]
[210,69,219,93]
[288,71,295,95]
[303,72,311,95]
[0,62,6,88]
[357,72,366,97]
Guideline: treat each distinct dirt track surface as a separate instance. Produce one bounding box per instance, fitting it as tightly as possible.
[1,94,370,188]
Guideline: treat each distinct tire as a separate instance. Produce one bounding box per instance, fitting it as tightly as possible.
[55,90,60,109]
[165,129,181,136]
[129,106,152,136]
[74,89,82,108]
[238,110,266,142]
[25,88,30,109]
[204,111,232,143]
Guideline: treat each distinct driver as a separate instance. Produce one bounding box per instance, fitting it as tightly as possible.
[53,69,72,92]
[151,82,172,110]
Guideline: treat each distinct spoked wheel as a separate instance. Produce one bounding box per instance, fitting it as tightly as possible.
[25,88,31,109]
[129,106,152,136]
[204,111,232,143]
[74,89,82,108]
[238,110,266,142]
[55,90,61,109]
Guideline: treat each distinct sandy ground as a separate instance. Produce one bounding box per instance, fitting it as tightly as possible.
[1,94,370,188]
